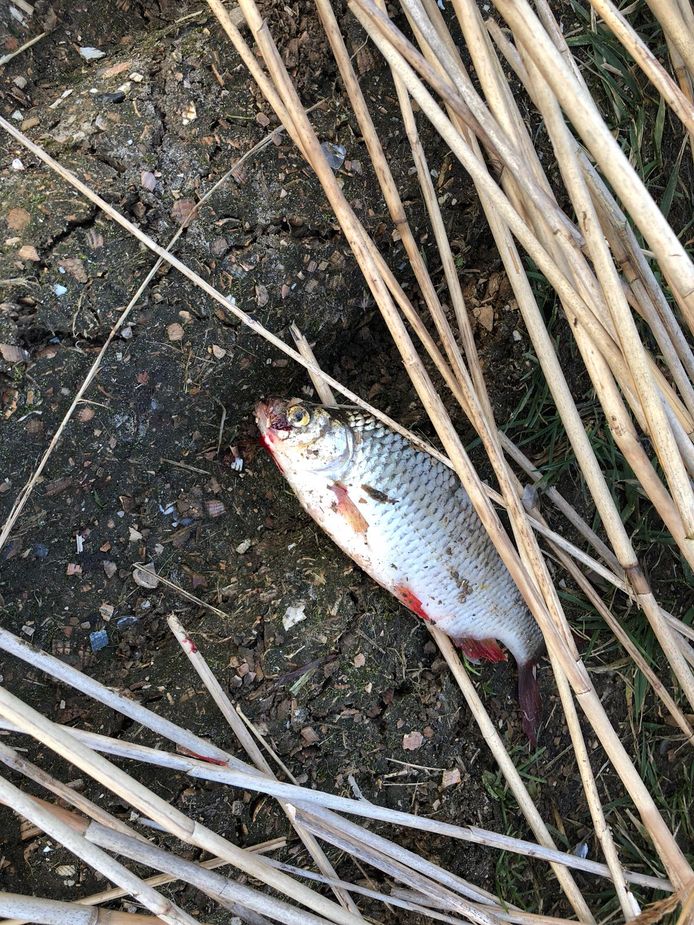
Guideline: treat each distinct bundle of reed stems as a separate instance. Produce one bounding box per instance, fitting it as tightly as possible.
[1,0,693,922]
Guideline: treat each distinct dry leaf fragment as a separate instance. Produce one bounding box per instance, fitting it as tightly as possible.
[66,563,82,576]
[61,257,87,282]
[133,564,159,589]
[7,207,30,233]
[402,730,424,751]
[353,652,366,668]
[300,726,320,745]
[255,284,269,307]
[441,768,461,788]
[141,171,157,192]
[171,198,196,226]
[77,406,95,422]
[103,561,117,579]
[211,344,226,359]
[100,60,132,79]
[167,322,184,342]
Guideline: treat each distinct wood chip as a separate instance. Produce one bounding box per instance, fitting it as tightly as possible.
[18,244,39,261]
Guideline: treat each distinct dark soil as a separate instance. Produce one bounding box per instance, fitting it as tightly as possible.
[0,1,691,922]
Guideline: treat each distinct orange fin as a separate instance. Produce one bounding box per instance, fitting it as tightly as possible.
[456,637,508,663]
[394,583,431,622]
[330,482,369,534]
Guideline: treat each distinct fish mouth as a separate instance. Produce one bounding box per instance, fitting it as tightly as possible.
[255,397,290,440]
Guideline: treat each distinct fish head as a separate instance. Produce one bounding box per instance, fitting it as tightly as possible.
[255,397,353,477]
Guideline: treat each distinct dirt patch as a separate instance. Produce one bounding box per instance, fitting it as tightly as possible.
[1,1,690,921]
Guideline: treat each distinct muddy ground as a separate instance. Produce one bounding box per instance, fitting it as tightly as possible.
[0,1,691,922]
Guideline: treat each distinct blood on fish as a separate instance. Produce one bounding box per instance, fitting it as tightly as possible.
[330,482,369,534]
[456,636,507,663]
[259,433,285,474]
[394,584,431,622]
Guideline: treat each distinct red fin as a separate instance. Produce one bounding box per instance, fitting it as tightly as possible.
[330,482,369,534]
[518,660,542,747]
[394,584,431,622]
[457,637,508,663]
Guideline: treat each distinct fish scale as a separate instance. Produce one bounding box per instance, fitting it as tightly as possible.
[256,397,546,742]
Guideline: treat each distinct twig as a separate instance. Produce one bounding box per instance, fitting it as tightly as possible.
[0,31,47,66]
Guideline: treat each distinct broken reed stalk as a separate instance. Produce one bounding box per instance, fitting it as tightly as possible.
[0,844,286,925]
[20,799,330,925]
[0,895,155,925]
[491,0,694,334]
[484,23,694,578]
[166,616,364,919]
[289,324,338,407]
[0,776,201,925]
[0,752,276,925]
[345,0,693,890]
[352,0,694,561]
[0,687,369,925]
[0,715,672,893]
[586,0,694,134]
[646,0,694,78]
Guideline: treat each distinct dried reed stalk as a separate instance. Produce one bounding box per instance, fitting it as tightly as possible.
[490,0,694,330]
[0,841,285,925]
[344,0,692,890]
[0,714,671,892]
[0,894,155,925]
[167,616,364,918]
[0,686,367,925]
[0,776,200,925]
[351,0,694,550]
[587,0,694,134]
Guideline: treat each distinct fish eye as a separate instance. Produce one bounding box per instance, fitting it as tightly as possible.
[287,404,310,428]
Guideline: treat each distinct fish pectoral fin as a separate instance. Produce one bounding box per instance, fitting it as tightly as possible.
[329,481,369,535]
[455,637,508,663]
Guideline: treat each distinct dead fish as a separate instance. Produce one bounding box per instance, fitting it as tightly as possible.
[255,397,545,743]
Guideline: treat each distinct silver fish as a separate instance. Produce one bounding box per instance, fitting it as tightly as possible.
[255,397,545,742]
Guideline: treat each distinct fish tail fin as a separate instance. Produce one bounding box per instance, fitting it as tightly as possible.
[518,660,541,746]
